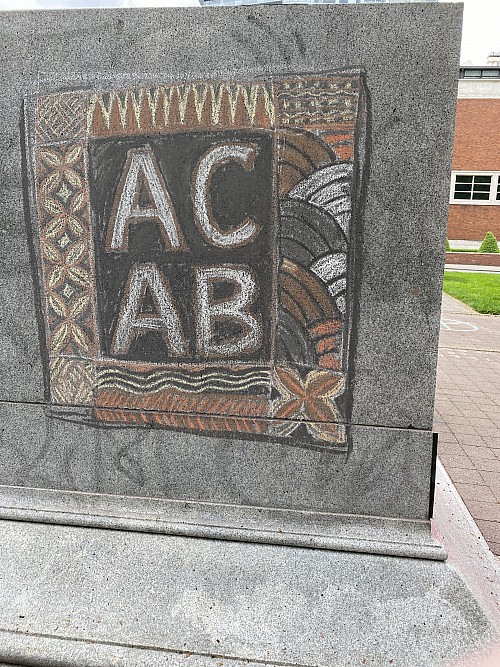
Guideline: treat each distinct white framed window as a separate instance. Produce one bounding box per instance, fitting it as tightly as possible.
[450,171,500,205]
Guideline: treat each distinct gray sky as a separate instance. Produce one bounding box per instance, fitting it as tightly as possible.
[448,0,500,65]
[0,0,498,65]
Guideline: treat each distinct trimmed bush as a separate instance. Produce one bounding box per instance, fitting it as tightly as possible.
[446,238,450,251]
[479,231,500,253]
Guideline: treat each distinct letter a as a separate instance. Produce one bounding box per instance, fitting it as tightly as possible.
[107,146,186,252]
[195,265,262,357]
[113,263,187,356]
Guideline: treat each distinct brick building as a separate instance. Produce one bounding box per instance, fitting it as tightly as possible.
[448,61,500,243]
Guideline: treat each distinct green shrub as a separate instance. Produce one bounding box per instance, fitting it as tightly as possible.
[446,238,450,251]
[479,231,500,253]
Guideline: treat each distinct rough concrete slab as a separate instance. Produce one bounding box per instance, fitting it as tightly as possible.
[1,454,498,667]
[441,292,477,315]
[444,264,500,273]
[0,516,494,667]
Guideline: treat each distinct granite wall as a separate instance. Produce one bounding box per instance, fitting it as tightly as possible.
[0,4,462,537]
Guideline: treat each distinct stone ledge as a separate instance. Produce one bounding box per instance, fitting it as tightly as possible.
[0,485,446,561]
[0,458,498,667]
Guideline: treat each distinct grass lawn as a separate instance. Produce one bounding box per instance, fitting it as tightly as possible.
[443,272,500,315]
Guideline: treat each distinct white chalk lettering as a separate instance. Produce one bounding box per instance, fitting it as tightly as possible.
[192,143,260,248]
[195,265,262,356]
[113,263,187,356]
[107,146,185,252]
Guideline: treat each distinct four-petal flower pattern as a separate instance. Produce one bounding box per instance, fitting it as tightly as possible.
[36,142,97,356]
[272,366,346,444]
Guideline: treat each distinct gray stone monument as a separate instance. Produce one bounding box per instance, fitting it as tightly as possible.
[1,3,498,666]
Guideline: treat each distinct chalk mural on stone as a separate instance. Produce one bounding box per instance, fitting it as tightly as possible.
[25,73,368,451]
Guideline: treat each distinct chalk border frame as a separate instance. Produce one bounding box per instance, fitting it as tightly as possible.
[23,70,368,452]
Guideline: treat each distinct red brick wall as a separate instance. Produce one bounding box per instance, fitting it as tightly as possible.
[445,251,500,266]
[452,99,500,171]
[448,99,500,239]
[448,205,500,240]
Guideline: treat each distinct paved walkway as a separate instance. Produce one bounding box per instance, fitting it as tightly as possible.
[445,263,500,274]
[435,293,500,554]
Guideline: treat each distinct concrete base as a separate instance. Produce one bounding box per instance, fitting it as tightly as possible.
[0,464,499,667]
[0,484,446,561]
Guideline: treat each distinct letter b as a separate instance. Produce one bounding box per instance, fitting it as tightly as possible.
[195,265,262,357]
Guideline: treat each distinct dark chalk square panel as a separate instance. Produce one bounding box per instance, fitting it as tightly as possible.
[88,131,274,365]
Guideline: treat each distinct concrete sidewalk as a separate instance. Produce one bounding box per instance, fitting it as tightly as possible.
[445,263,500,274]
[435,293,500,554]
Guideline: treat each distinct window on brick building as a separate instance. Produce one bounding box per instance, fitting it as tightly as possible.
[460,68,500,79]
[450,172,500,205]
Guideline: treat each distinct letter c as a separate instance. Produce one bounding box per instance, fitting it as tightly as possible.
[192,143,260,248]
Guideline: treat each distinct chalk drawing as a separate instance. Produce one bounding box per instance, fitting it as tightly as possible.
[440,318,479,332]
[26,71,369,452]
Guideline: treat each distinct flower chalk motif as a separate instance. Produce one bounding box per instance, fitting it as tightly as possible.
[271,366,346,443]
